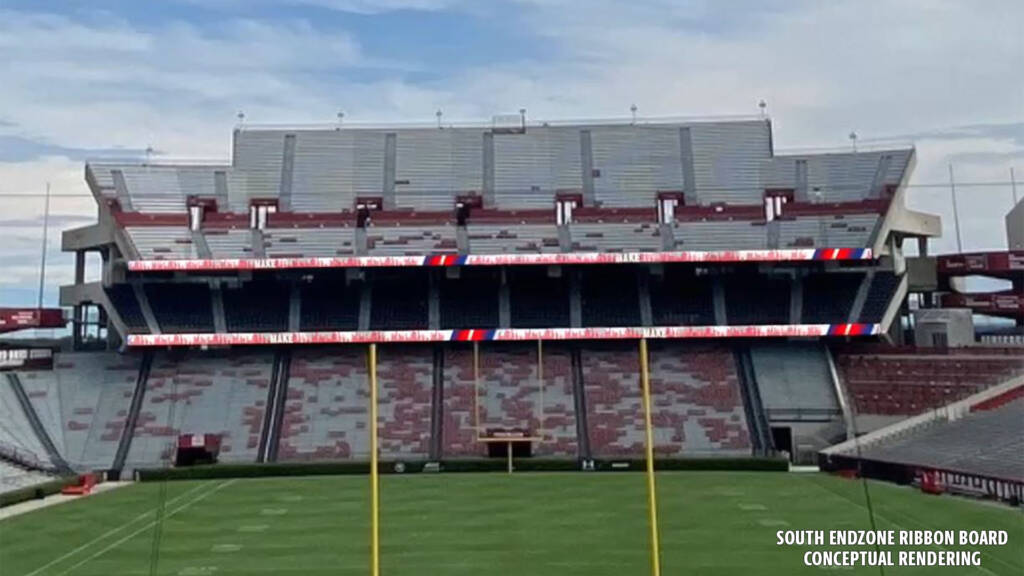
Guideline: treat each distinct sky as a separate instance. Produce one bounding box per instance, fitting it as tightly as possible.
[1,0,1022,316]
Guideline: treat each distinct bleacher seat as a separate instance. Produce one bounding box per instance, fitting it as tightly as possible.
[583,342,751,456]
[124,352,273,469]
[835,349,1024,416]
[0,460,54,495]
[859,398,1023,480]
[16,353,140,471]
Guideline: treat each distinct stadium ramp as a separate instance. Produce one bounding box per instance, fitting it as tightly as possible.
[111,351,154,477]
[3,373,72,474]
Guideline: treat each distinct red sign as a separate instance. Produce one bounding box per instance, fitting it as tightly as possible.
[126,323,879,348]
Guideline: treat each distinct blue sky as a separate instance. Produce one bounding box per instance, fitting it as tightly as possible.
[0,0,1022,316]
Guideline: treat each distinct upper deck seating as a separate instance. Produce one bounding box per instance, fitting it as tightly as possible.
[466,224,561,254]
[204,229,253,258]
[264,227,356,258]
[569,222,661,252]
[126,227,196,260]
[778,214,879,248]
[366,225,458,256]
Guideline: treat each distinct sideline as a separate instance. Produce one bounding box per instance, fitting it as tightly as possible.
[0,482,132,522]
[18,481,212,576]
[798,475,1008,576]
[49,480,236,576]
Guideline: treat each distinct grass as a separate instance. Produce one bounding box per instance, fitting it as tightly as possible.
[1,472,1021,575]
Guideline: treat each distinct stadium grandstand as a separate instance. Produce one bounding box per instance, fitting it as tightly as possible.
[1,115,1021,573]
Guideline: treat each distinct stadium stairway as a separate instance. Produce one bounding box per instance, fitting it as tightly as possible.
[259,349,292,463]
[733,347,774,456]
[3,373,72,474]
[110,351,154,478]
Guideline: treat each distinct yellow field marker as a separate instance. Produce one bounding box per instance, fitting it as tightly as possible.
[369,343,380,576]
[639,338,661,576]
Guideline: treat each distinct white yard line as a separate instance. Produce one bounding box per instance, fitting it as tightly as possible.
[49,480,236,576]
[19,481,212,576]
[0,482,133,522]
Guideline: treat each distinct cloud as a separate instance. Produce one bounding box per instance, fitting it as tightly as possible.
[183,0,461,14]
[288,0,460,13]
[0,0,1021,309]
[0,9,398,156]
[0,134,151,163]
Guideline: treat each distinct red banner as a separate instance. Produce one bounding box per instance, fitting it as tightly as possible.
[126,323,879,347]
[127,248,873,273]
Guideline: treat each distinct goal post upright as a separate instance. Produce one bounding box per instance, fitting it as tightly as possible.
[639,338,662,576]
[369,343,380,576]
[536,339,544,437]
[473,340,481,435]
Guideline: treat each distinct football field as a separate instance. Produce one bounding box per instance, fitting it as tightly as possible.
[1,472,1021,575]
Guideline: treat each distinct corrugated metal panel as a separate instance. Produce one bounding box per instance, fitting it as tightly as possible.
[591,126,683,207]
[290,131,356,212]
[690,120,771,205]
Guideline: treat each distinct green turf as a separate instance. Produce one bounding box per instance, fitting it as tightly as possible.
[1,472,1021,575]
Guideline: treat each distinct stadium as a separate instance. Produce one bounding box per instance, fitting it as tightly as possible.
[1,114,1022,575]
